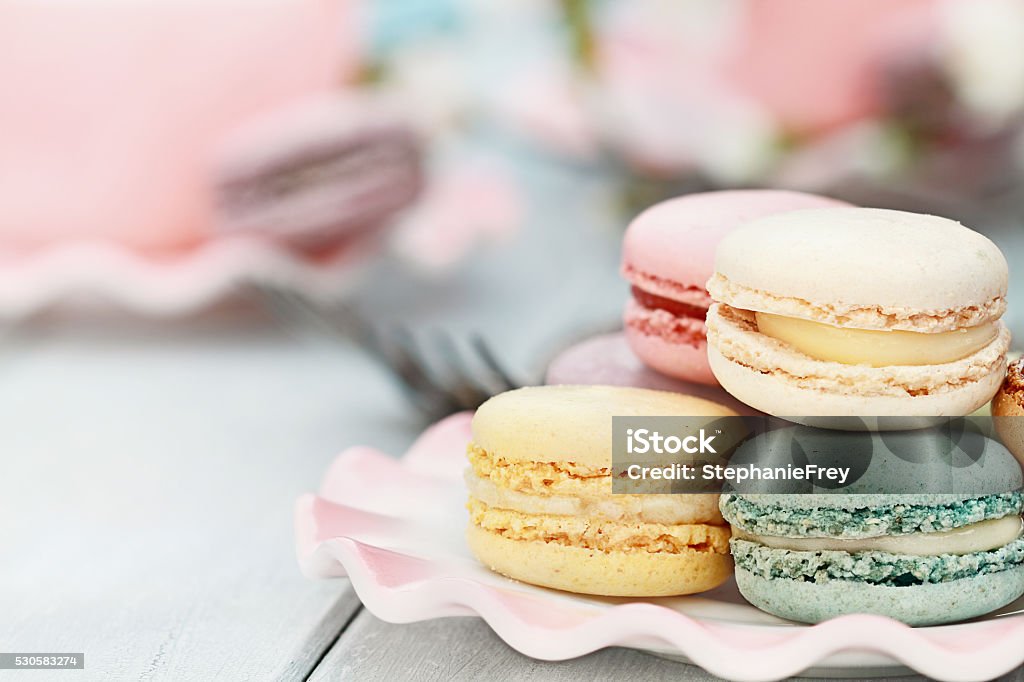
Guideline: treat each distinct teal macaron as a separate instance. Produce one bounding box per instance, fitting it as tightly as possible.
[721,424,1024,625]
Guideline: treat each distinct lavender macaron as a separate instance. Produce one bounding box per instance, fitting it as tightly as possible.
[545,332,760,416]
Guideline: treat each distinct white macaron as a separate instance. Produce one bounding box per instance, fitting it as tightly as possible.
[706,208,1010,427]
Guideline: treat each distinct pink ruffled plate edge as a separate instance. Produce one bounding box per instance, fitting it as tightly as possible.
[0,233,377,317]
[295,413,1024,681]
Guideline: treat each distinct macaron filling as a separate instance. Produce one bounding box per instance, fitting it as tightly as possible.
[725,493,1024,589]
[731,536,1024,587]
[466,470,723,525]
[753,312,999,367]
[467,444,731,556]
[224,140,416,200]
[720,491,1024,538]
[625,285,711,351]
[467,443,612,497]
[732,515,1023,556]
[706,303,1011,400]
[631,286,708,321]
[468,498,730,555]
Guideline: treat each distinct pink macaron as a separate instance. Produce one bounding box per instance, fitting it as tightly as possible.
[621,190,848,385]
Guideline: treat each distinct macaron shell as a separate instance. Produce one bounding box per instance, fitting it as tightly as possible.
[734,565,1024,626]
[623,300,715,385]
[708,344,1007,429]
[467,524,733,597]
[546,332,702,391]
[708,271,1007,334]
[621,190,848,294]
[711,208,1008,330]
[471,385,737,467]
[624,322,713,385]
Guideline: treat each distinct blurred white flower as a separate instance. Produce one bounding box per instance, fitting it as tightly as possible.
[597,0,743,60]
[391,156,522,273]
[461,0,556,27]
[695,100,779,184]
[592,1,777,182]
[597,78,778,183]
[384,40,474,136]
[772,123,905,190]
[368,0,1024,216]
[940,0,1024,124]
[494,64,600,159]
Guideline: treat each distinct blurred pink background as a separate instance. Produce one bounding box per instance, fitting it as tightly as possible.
[0,0,1022,304]
[0,0,353,252]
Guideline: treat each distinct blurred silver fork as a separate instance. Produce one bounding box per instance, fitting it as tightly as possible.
[256,284,520,420]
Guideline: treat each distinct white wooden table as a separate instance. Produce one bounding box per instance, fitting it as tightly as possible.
[4,154,1024,680]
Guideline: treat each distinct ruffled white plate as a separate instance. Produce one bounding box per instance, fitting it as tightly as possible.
[0,234,376,317]
[295,413,1024,681]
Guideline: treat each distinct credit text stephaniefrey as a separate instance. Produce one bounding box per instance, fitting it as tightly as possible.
[624,462,851,484]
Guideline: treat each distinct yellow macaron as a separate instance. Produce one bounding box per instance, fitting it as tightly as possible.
[466,384,736,597]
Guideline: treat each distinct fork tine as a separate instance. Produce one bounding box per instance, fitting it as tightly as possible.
[258,284,450,414]
[259,284,346,343]
[253,283,517,419]
[386,326,464,415]
[262,285,391,370]
[432,330,494,411]
[470,334,518,392]
[330,299,379,346]
[256,284,306,330]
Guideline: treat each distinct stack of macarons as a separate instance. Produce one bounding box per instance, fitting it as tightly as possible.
[699,204,1020,624]
[479,190,1022,625]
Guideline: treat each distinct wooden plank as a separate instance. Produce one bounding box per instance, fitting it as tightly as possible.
[278,592,363,681]
[0,309,413,681]
[313,611,1024,681]
[310,612,719,682]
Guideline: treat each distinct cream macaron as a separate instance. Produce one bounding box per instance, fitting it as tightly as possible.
[706,208,1010,425]
[466,385,735,596]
